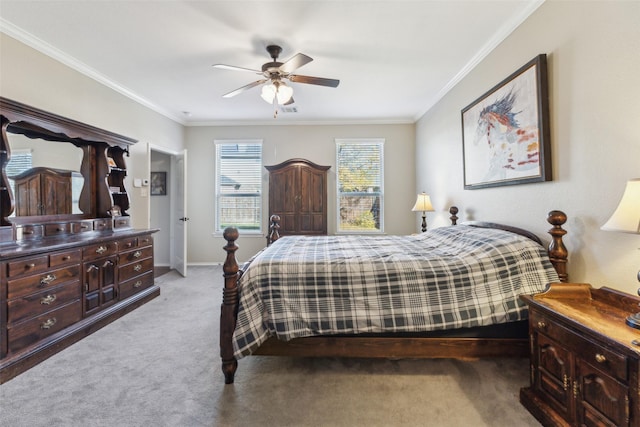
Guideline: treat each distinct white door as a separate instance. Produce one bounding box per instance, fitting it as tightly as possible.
[174,150,187,276]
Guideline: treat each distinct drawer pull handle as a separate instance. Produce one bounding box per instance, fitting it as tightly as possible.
[23,230,34,235]
[26,263,36,269]
[40,274,57,286]
[134,264,142,272]
[41,317,57,330]
[562,374,569,391]
[81,225,89,229]
[56,227,65,232]
[537,321,546,329]
[133,251,142,258]
[96,246,107,254]
[595,353,607,363]
[134,281,143,288]
[62,255,71,261]
[40,294,57,305]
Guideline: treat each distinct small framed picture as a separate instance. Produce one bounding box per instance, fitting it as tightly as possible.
[150,171,167,196]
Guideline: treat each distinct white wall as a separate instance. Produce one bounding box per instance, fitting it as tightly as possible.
[416,1,640,295]
[0,33,185,229]
[185,124,416,263]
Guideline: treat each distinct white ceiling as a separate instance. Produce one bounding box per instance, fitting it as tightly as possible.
[0,1,543,125]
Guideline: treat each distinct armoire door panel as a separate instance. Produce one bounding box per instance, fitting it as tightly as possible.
[266,159,329,236]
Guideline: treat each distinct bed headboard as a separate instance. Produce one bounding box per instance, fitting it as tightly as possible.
[463,210,568,282]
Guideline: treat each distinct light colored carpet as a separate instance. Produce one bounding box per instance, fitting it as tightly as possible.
[0,266,541,427]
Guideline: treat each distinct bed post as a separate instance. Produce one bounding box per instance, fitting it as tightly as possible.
[266,214,281,246]
[220,227,240,384]
[449,206,458,225]
[547,210,569,282]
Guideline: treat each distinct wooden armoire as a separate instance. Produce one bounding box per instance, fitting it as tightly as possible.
[265,158,330,236]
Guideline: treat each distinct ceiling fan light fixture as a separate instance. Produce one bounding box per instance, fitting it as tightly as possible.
[261,81,293,105]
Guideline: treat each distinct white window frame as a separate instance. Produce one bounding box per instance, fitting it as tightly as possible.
[214,139,263,234]
[335,138,385,234]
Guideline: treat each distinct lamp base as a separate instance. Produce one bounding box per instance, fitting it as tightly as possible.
[626,312,640,330]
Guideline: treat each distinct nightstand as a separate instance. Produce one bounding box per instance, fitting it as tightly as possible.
[520,283,640,427]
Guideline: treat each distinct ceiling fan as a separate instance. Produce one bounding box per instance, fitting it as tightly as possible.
[213,45,340,108]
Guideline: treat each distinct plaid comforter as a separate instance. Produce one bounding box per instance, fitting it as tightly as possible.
[232,225,559,358]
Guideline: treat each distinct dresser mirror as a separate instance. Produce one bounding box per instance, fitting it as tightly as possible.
[5,132,86,219]
[0,97,136,239]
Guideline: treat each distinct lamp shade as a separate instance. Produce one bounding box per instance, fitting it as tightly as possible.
[601,179,640,233]
[411,192,434,212]
[260,81,293,105]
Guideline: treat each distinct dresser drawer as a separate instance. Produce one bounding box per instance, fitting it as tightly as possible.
[119,237,138,251]
[15,225,43,241]
[7,255,49,278]
[7,265,81,300]
[71,220,93,234]
[118,257,153,282]
[83,241,118,261]
[119,246,153,264]
[7,281,82,325]
[531,310,628,382]
[113,216,130,229]
[119,271,154,300]
[44,222,70,237]
[93,219,113,232]
[7,300,82,355]
[50,249,82,267]
[138,234,153,247]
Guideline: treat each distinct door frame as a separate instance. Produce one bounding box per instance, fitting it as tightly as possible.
[148,144,187,276]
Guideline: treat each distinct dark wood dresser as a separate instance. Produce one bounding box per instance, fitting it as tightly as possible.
[0,97,159,383]
[265,158,330,236]
[520,283,640,427]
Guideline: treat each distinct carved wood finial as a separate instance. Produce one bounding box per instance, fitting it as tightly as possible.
[449,206,459,225]
[547,210,569,282]
[266,215,281,246]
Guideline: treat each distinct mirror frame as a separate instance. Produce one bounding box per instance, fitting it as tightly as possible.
[0,97,136,232]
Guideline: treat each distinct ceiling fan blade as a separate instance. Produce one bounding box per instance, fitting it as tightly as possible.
[279,53,313,73]
[222,79,267,98]
[213,64,262,74]
[284,97,295,106]
[288,74,340,88]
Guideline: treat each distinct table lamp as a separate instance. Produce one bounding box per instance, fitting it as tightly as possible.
[601,178,640,329]
[412,192,434,232]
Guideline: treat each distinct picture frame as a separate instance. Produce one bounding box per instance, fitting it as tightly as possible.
[461,54,551,190]
[150,171,167,196]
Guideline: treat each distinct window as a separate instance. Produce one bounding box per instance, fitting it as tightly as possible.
[336,139,384,233]
[6,149,33,217]
[215,141,262,233]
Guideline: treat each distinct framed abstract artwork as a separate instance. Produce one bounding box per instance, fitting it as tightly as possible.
[461,54,551,190]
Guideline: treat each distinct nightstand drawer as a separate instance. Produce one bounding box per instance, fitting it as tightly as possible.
[531,310,628,382]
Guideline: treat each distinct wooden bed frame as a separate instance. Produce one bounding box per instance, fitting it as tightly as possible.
[220,208,569,384]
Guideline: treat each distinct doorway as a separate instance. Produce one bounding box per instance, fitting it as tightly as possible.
[149,146,188,277]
